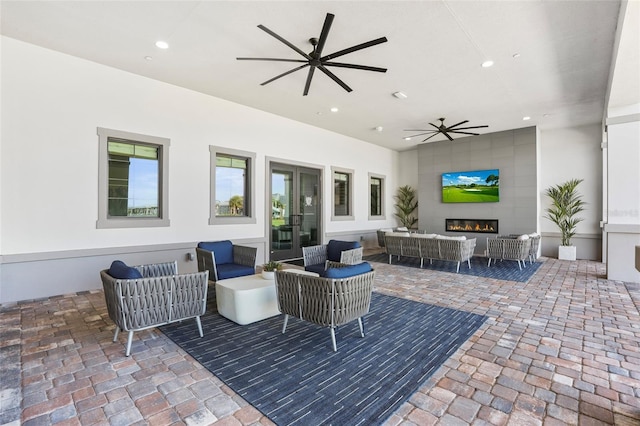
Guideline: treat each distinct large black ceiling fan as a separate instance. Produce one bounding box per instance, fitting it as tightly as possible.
[404,118,489,142]
[237,13,388,96]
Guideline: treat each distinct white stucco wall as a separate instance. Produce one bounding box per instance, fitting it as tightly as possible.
[0,36,399,257]
[538,124,603,237]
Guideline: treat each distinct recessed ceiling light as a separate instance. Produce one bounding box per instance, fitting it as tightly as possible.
[374,126,384,132]
[403,137,412,141]
[144,56,153,61]
[330,107,339,113]
[155,41,169,49]
[392,91,408,99]
[481,60,494,68]
[523,116,531,121]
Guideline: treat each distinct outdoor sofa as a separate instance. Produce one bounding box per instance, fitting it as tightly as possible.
[384,232,477,273]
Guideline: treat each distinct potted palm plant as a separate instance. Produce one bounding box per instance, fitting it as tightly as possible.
[544,178,586,261]
[394,185,418,229]
[261,260,282,280]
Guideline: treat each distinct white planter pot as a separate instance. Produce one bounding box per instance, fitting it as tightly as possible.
[558,245,577,261]
[261,271,275,280]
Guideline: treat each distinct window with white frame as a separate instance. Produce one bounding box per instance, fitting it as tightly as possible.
[369,173,385,219]
[97,127,170,229]
[210,146,256,225]
[332,167,354,220]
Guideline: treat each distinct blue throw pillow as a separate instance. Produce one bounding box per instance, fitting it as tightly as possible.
[108,260,143,279]
[326,240,361,262]
[198,240,234,264]
[325,262,372,279]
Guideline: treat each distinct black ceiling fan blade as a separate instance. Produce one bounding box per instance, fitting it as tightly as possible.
[258,24,312,60]
[315,13,334,56]
[321,37,388,61]
[323,62,387,73]
[303,66,316,96]
[422,133,442,142]
[450,125,489,130]
[317,65,352,92]
[237,57,308,63]
[449,131,482,136]
[429,122,441,130]
[260,63,309,86]
[404,129,437,132]
[405,131,439,138]
[446,120,469,130]
[443,131,454,141]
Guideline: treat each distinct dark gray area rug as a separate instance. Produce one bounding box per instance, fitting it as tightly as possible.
[364,253,542,282]
[160,293,487,426]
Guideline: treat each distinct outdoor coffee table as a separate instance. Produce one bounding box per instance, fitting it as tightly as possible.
[215,269,319,325]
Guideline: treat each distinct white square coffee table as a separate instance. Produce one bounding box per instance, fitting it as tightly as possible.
[215,269,320,325]
[215,273,279,325]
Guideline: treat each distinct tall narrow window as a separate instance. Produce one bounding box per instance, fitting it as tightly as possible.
[369,173,386,219]
[97,128,170,229]
[332,167,354,220]
[108,141,159,218]
[210,146,256,225]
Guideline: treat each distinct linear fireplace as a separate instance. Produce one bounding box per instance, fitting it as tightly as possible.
[446,219,498,234]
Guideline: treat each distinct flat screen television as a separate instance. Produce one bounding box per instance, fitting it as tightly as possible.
[442,169,499,203]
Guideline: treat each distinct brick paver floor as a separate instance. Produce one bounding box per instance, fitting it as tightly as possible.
[1,255,639,425]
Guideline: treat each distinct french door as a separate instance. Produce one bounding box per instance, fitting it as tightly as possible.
[269,163,321,261]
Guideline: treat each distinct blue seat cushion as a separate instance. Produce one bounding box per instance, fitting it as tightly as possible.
[325,262,372,279]
[216,263,255,280]
[326,240,361,262]
[305,263,328,277]
[108,260,143,279]
[198,240,234,264]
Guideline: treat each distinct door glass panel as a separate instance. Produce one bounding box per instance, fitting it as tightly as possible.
[299,171,319,247]
[271,170,293,255]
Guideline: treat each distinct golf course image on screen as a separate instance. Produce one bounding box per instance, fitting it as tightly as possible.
[442,169,499,203]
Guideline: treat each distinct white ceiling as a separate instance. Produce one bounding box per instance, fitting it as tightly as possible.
[0,1,628,151]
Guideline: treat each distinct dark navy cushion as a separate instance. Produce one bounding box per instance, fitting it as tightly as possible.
[108,260,143,279]
[325,262,372,279]
[198,240,234,264]
[305,263,328,277]
[326,240,361,262]
[216,263,255,280]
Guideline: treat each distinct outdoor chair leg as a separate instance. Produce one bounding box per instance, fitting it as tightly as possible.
[456,261,461,273]
[358,318,365,337]
[113,327,120,342]
[517,260,522,270]
[420,258,424,268]
[282,314,289,334]
[195,316,203,337]
[330,328,337,352]
[487,258,492,267]
[125,330,134,357]
[467,258,472,269]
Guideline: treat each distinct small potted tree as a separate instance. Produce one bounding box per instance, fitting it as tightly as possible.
[544,178,586,260]
[394,185,418,229]
[261,260,282,280]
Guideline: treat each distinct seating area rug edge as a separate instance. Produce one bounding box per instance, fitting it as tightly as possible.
[159,292,487,426]
[363,253,542,283]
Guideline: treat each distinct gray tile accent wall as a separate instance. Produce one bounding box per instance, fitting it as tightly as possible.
[418,127,537,254]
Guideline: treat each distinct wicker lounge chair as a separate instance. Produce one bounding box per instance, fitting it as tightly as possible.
[487,237,532,270]
[302,240,363,276]
[275,262,375,351]
[101,261,209,356]
[196,240,257,282]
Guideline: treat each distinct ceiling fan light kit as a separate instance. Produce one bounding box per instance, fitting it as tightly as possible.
[237,13,388,96]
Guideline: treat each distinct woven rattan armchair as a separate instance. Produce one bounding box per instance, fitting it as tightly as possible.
[302,240,363,276]
[487,237,532,270]
[275,263,375,352]
[508,233,541,264]
[196,240,256,282]
[101,261,209,356]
